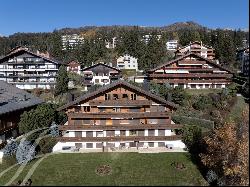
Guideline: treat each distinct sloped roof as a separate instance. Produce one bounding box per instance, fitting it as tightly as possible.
[57,80,177,111]
[176,41,214,51]
[0,48,66,65]
[0,81,44,115]
[82,63,121,72]
[148,52,233,74]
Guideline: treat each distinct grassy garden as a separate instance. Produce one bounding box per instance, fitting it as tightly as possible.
[0,152,207,186]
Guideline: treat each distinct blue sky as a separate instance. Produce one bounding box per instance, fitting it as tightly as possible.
[0,0,249,36]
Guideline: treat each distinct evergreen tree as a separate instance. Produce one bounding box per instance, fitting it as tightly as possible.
[55,65,69,96]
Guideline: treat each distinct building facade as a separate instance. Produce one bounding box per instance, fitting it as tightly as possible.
[82,63,121,90]
[67,60,81,75]
[105,37,117,49]
[147,53,233,89]
[53,81,185,152]
[175,41,215,60]
[61,34,85,50]
[166,40,178,51]
[0,47,64,90]
[0,81,43,146]
[116,54,138,71]
[236,47,249,76]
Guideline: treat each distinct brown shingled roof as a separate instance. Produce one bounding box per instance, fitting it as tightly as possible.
[147,52,233,74]
[57,80,177,111]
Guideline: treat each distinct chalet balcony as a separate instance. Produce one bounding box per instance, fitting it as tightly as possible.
[68,112,171,119]
[151,79,231,84]
[89,100,152,106]
[148,73,232,78]
[59,124,183,131]
[57,135,182,142]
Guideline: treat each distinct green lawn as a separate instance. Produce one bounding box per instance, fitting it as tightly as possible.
[0,152,207,186]
[186,89,221,96]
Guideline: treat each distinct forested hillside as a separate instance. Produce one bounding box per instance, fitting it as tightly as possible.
[0,21,248,71]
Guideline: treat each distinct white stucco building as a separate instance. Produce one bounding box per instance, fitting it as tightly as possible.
[166,40,178,51]
[116,54,138,71]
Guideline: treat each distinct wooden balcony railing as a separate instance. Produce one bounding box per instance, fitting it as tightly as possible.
[149,73,232,78]
[151,79,232,84]
[57,135,183,142]
[68,112,171,119]
[89,100,152,106]
[59,124,183,131]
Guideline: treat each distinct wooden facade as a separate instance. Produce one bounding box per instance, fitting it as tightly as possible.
[147,53,233,89]
[175,41,215,60]
[54,81,185,151]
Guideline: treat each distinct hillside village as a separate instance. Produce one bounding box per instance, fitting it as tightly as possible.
[0,22,249,186]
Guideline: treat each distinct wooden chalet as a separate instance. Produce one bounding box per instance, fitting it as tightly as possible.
[53,80,185,151]
[175,41,215,60]
[82,63,121,88]
[147,53,233,89]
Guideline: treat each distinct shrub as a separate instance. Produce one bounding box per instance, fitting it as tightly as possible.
[37,137,57,154]
[50,122,59,137]
[206,170,218,184]
[3,140,18,157]
[193,95,213,110]
[16,141,36,164]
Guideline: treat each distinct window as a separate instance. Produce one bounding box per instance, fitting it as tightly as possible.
[158,129,165,136]
[122,94,128,99]
[120,130,126,136]
[138,130,144,136]
[86,143,93,148]
[113,94,119,100]
[191,84,196,88]
[86,131,93,137]
[106,130,115,137]
[75,131,82,137]
[131,94,137,100]
[148,142,154,147]
[129,130,137,136]
[148,130,155,136]
[129,142,136,147]
[105,94,111,100]
[158,142,165,147]
[113,107,121,112]
[96,131,103,137]
[96,143,103,148]
[83,106,90,112]
[75,143,82,148]
[95,79,99,83]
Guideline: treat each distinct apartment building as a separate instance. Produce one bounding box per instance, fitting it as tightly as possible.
[67,60,81,75]
[61,34,85,50]
[147,53,233,89]
[53,81,185,152]
[0,47,64,90]
[175,41,215,60]
[105,37,117,49]
[166,40,178,51]
[142,34,162,44]
[116,54,138,71]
